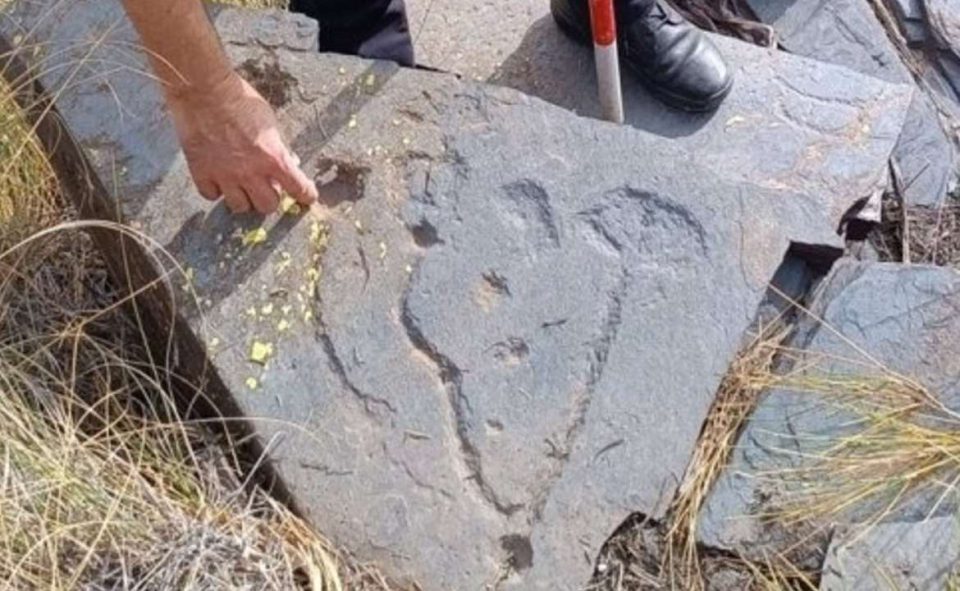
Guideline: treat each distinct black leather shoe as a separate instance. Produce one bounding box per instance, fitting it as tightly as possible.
[551,0,733,112]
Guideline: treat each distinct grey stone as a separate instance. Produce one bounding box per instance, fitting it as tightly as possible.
[705,566,755,591]
[0,1,912,589]
[820,519,960,590]
[699,261,960,564]
[744,0,958,206]
[939,51,960,99]
[925,0,960,55]
[893,93,956,206]
[892,0,924,22]
[890,0,928,45]
[744,0,911,84]
[904,19,929,46]
[405,0,543,80]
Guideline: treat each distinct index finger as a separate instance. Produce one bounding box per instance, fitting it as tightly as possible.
[275,152,319,205]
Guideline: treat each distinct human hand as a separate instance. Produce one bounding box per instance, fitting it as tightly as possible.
[166,72,318,214]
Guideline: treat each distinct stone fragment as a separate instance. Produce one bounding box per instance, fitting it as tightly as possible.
[893,93,955,206]
[0,1,913,589]
[939,51,960,100]
[744,0,958,206]
[699,261,960,564]
[820,519,960,590]
[893,0,924,21]
[904,20,929,46]
[890,0,928,46]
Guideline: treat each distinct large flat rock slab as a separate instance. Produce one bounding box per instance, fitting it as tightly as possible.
[489,29,912,217]
[820,518,960,590]
[743,0,958,206]
[699,260,960,564]
[409,0,916,211]
[0,2,910,589]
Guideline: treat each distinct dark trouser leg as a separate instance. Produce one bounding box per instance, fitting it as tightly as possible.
[288,0,415,67]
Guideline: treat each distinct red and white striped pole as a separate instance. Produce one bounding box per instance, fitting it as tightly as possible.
[589,0,624,124]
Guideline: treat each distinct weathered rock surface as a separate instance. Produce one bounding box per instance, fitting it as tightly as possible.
[745,0,958,206]
[940,51,960,100]
[0,1,913,589]
[745,0,911,82]
[699,261,960,563]
[820,518,960,590]
[408,0,916,216]
[492,29,915,218]
[405,0,543,80]
[926,0,960,54]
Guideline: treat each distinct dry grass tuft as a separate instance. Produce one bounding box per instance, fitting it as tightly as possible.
[902,203,960,266]
[870,191,960,267]
[0,220,349,590]
[587,291,958,591]
[0,85,58,240]
[590,321,809,591]
[748,366,960,535]
[0,71,61,261]
[660,324,791,591]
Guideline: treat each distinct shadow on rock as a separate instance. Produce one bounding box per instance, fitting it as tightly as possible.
[488,16,717,139]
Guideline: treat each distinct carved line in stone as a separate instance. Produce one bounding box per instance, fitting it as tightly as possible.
[399,284,524,517]
[311,290,397,422]
[529,268,629,522]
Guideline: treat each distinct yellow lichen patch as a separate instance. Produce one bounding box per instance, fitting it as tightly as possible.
[277,319,291,332]
[242,227,268,247]
[309,221,330,248]
[279,195,301,215]
[181,267,196,292]
[249,341,274,365]
[276,251,293,275]
[261,303,274,316]
[245,377,259,390]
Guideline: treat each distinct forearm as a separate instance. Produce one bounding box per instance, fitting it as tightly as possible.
[121,0,234,100]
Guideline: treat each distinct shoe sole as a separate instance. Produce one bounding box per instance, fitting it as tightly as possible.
[551,5,734,113]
